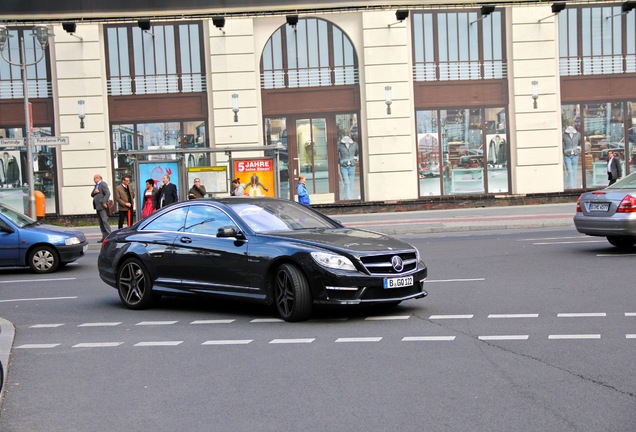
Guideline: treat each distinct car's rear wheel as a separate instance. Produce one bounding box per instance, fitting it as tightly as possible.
[273,263,312,322]
[28,245,59,273]
[606,236,636,250]
[117,258,155,309]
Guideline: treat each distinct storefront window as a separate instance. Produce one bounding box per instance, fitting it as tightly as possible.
[264,117,289,198]
[417,107,508,196]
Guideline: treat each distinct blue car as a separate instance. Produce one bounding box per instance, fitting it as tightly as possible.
[0,203,88,273]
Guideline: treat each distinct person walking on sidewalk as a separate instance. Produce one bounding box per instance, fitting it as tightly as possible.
[115,175,135,228]
[297,175,311,206]
[607,150,622,186]
[91,173,111,242]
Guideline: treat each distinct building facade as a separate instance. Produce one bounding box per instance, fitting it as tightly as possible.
[1,1,635,216]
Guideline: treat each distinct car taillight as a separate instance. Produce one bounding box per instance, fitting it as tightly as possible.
[576,196,582,212]
[616,195,636,213]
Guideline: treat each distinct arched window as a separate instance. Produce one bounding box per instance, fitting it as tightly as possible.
[261,18,358,89]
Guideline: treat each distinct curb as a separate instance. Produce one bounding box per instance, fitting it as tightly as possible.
[0,317,15,407]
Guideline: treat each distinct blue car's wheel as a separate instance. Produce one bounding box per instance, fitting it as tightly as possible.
[273,263,312,322]
[28,245,59,274]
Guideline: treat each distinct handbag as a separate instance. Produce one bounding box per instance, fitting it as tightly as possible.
[107,200,116,216]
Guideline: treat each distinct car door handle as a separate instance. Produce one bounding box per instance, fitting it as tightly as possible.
[179,237,193,244]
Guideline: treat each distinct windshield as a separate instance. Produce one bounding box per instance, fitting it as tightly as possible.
[228,200,338,233]
[0,203,36,228]
[607,171,636,189]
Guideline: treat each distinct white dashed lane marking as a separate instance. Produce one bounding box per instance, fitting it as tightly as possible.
[558,313,606,318]
[134,341,183,347]
[190,319,235,324]
[16,343,61,349]
[269,338,315,344]
[429,314,474,320]
[0,296,77,303]
[365,315,410,321]
[136,321,178,326]
[402,336,456,342]
[202,340,253,345]
[488,314,539,319]
[335,337,382,343]
[78,322,121,327]
[478,335,529,341]
[30,324,64,328]
[548,334,601,340]
[72,342,123,348]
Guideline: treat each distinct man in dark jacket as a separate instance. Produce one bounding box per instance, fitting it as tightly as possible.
[607,150,622,186]
[91,174,112,242]
[156,174,178,208]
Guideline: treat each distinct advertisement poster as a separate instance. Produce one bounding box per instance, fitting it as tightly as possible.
[187,166,228,194]
[233,158,275,197]
[137,161,180,204]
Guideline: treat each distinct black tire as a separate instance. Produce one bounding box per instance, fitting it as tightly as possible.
[117,258,155,309]
[273,263,312,322]
[606,236,636,250]
[28,245,59,273]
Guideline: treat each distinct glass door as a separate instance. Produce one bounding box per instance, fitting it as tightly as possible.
[296,118,329,197]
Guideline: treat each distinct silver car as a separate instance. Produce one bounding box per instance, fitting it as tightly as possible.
[574,171,636,249]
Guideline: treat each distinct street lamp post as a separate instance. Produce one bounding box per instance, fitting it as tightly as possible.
[0,25,50,218]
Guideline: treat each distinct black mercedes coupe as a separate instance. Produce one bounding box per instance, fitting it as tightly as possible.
[98,197,428,321]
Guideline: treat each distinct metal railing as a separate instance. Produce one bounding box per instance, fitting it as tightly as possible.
[559,55,636,76]
[260,66,359,89]
[107,74,205,96]
[413,61,508,82]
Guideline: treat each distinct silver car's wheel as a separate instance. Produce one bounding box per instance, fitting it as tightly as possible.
[117,258,155,309]
[273,263,312,322]
[607,236,636,250]
[28,246,59,274]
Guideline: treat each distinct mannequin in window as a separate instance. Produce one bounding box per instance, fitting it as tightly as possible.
[562,124,581,189]
[338,136,359,200]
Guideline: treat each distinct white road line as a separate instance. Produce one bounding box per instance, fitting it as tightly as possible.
[251,318,284,323]
[134,341,183,347]
[626,313,636,317]
[518,236,584,241]
[478,335,529,341]
[335,337,382,343]
[533,240,605,245]
[30,324,64,328]
[488,314,539,319]
[0,296,77,303]
[0,278,76,284]
[425,278,485,283]
[135,321,178,326]
[72,342,123,348]
[402,336,456,342]
[597,253,636,257]
[269,338,315,344]
[78,322,121,327]
[548,334,601,340]
[557,313,606,318]
[626,334,636,339]
[190,319,235,324]
[16,343,60,349]
[202,340,253,345]
[365,315,410,321]
[429,314,474,320]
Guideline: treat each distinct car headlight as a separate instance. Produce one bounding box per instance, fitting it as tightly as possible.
[310,251,356,271]
[65,237,81,246]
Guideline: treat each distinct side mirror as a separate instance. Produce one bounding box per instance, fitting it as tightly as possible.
[0,224,14,234]
[217,226,245,239]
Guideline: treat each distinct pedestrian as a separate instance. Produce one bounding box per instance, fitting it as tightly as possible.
[230,178,245,196]
[115,175,135,229]
[297,175,311,206]
[141,178,156,218]
[155,174,178,208]
[607,150,622,186]
[188,177,207,199]
[91,173,112,242]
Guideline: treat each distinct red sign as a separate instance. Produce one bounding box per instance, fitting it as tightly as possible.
[233,158,275,197]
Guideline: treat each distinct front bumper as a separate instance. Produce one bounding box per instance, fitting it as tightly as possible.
[57,242,88,263]
[310,266,429,305]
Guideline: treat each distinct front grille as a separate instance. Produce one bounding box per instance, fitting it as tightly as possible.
[361,284,423,300]
[360,252,418,275]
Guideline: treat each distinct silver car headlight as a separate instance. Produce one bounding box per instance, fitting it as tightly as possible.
[311,251,356,271]
[65,237,81,246]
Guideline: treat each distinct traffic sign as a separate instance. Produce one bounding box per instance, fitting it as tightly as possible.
[34,136,69,146]
[0,138,25,147]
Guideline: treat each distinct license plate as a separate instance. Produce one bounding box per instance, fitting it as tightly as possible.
[384,275,413,289]
[588,202,609,212]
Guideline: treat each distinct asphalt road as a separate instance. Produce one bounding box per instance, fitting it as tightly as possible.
[1,225,635,431]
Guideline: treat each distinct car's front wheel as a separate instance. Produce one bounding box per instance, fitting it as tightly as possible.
[606,236,636,250]
[273,263,312,322]
[117,258,155,309]
[28,245,59,273]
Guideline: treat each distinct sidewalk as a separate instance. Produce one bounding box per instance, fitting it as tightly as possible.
[79,202,576,249]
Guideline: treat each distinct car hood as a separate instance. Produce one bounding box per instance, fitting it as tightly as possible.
[27,224,87,240]
[264,227,415,253]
